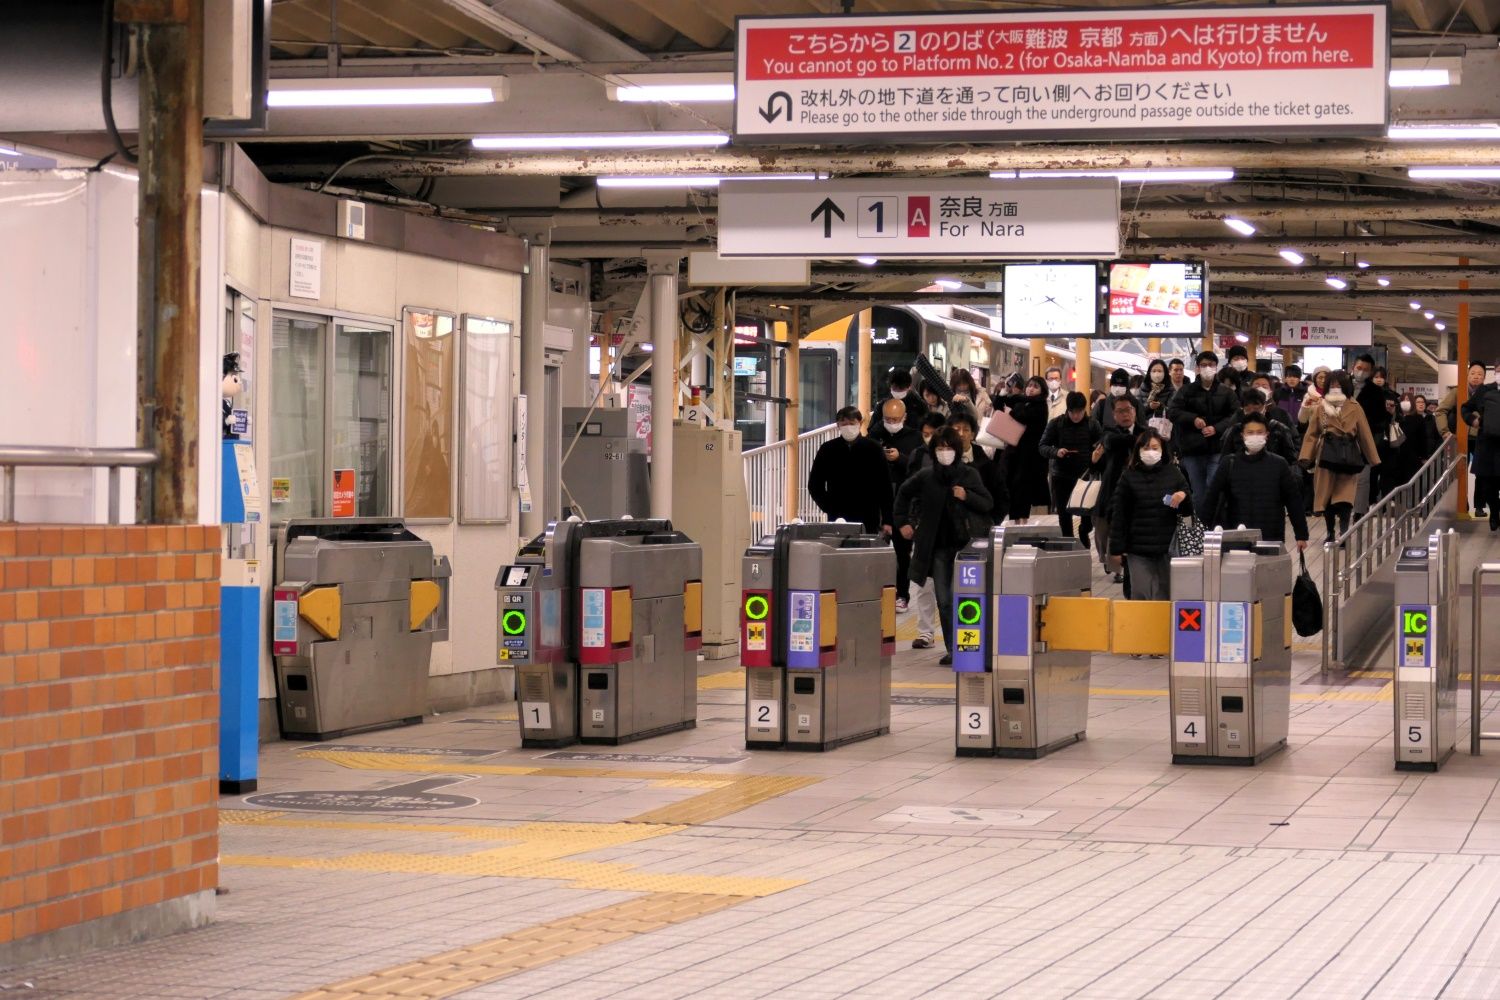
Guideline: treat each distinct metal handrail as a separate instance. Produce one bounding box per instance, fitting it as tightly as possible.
[0,445,158,525]
[1321,436,1456,676]
[1471,562,1500,755]
[742,422,838,541]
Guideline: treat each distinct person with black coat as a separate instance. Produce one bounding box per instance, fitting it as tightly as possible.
[879,368,927,428]
[1221,389,1300,465]
[1093,368,1137,431]
[993,375,1050,524]
[1352,355,1399,502]
[1395,395,1441,483]
[1040,392,1104,547]
[947,407,1009,525]
[1204,414,1310,549]
[895,428,994,663]
[1168,350,1240,504]
[1138,358,1175,427]
[1094,394,1141,578]
[1462,368,1500,530]
[807,406,891,534]
[1109,430,1193,601]
[869,398,925,608]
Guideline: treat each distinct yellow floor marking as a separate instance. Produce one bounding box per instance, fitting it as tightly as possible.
[286,893,748,1000]
[696,670,744,690]
[1091,687,1170,697]
[219,809,286,824]
[893,681,953,690]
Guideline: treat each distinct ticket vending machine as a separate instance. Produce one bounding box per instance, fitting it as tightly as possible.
[741,522,896,751]
[952,525,1094,758]
[1169,529,1293,765]
[220,438,261,792]
[1392,530,1459,771]
[496,518,703,748]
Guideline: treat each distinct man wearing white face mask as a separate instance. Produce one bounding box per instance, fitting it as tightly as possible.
[807,406,892,534]
[1044,366,1067,422]
[1092,368,1138,432]
[879,369,928,428]
[868,398,925,609]
[1204,414,1309,551]
[1168,350,1239,504]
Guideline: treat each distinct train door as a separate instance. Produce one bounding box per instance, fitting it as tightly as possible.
[796,346,842,432]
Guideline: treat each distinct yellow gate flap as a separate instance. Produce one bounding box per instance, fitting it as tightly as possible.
[298,585,342,640]
[880,586,896,640]
[1112,600,1172,657]
[1253,601,1264,660]
[1039,596,1112,652]
[820,591,839,649]
[611,588,633,645]
[409,580,441,631]
[684,581,703,635]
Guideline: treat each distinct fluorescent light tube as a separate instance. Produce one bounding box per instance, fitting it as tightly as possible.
[1389,68,1452,87]
[596,173,819,188]
[609,74,735,103]
[935,279,964,290]
[1279,249,1305,265]
[474,133,729,150]
[1377,277,1391,286]
[269,76,506,108]
[1224,217,1257,236]
[1014,168,1233,182]
[1388,123,1500,139]
[1325,276,1348,290]
[1409,167,1500,180]
[856,257,878,266]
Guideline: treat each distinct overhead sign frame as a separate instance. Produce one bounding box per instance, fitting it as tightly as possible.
[734,3,1390,144]
[1279,319,1374,346]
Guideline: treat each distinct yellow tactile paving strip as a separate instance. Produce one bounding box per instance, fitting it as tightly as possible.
[287,892,745,1000]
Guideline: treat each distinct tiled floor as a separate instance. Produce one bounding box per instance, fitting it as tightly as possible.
[9,520,1500,999]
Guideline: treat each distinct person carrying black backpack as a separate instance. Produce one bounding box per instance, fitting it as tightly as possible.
[1462,363,1500,531]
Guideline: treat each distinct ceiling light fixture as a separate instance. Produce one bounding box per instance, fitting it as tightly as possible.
[1377,276,1391,286]
[1279,249,1306,265]
[1411,301,1422,309]
[1401,344,1415,354]
[1234,332,1251,343]
[1388,57,1462,88]
[1356,260,1371,269]
[856,256,878,266]
[1408,166,1500,180]
[269,76,507,108]
[1436,321,1448,331]
[1011,168,1234,182]
[595,173,819,188]
[1388,122,1500,140]
[934,279,964,291]
[1424,310,1436,319]
[1223,217,1257,236]
[1325,276,1349,289]
[608,74,735,103]
[473,132,729,150]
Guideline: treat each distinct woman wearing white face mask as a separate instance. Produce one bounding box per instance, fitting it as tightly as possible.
[1203,414,1310,551]
[1299,369,1381,539]
[1108,430,1192,601]
[894,427,994,663]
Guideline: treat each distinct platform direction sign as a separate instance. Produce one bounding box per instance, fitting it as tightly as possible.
[734,5,1389,144]
[717,177,1119,260]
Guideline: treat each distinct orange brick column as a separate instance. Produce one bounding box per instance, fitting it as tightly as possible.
[0,524,220,966]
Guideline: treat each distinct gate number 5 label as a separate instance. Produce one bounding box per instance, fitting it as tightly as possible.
[1177,715,1207,743]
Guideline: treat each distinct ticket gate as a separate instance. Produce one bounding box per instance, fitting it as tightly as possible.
[495,518,703,748]
[951,525,1093,758]
[1169,529,1293,765]
[1393,530,1459,771]
[741,522,896,751]
[272,519,451,740]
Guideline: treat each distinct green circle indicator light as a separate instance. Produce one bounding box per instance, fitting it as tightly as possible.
[956,599,982,626]
[502,610,528,635]
[744,595,770,621]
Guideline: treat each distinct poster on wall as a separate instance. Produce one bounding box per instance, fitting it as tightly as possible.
[1107,261,1206,335]
[331,468,356,517]
[627,385,653,456]
[290,237,323,300]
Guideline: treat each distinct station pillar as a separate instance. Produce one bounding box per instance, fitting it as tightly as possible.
[647,254,681,520]
[514,218,552,538]
[1075,338,1092,395]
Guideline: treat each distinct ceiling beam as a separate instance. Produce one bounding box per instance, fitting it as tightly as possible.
[804,265,1500,285]
[1384,326,1443,372]
[310,140,1500,177]
[1127,235,1500,257]
[436,0,645,62]
[1466,0,1500,33]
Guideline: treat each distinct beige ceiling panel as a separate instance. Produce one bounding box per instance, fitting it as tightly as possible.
[344,0,473,49]
[560,0,677,50]
[628,0,733,46]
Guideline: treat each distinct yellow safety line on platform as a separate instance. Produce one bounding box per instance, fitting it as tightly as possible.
[697,670,744,689]
[286,893,749,1000]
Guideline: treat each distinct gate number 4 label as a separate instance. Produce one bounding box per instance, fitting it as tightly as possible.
[1177,715,1207,744]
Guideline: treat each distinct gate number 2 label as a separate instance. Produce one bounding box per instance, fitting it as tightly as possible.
[750,700,779,729]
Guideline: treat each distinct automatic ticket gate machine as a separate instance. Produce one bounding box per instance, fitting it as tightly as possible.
[495,518,704,748]
[741,522,896,751]
[1393,530,1459,771]
[1169,529,1293,766]
[952,525,1094,758]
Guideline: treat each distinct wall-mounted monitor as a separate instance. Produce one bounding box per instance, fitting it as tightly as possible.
[1107,261,1208,336]
[1001,263,1099,337]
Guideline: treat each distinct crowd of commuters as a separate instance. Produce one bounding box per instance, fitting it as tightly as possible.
[807,350,1472,662]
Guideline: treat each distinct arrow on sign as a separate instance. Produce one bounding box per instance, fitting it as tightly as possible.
[811,197,845,238]
[758,91,792,123]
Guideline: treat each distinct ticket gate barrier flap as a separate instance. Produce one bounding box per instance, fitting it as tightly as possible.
[1112,601,1173,657]
[1393,532,1459,772]
[1037,596,1112,653]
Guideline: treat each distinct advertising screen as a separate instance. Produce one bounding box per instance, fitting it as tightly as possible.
[1108,261,1207,336]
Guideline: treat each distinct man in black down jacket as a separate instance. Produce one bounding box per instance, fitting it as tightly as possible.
[1168,350,1240,505]
[808,406,892,533]
[1203,414,1309,550]
[1093,394,1140,573]
[868,398,926,607]
[1039,392,1103,546]
[1221,389,1300,465]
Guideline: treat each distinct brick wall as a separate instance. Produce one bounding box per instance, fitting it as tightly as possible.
[0,524,220,961]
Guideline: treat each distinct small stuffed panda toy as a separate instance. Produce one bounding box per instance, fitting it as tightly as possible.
[222,352,245,439]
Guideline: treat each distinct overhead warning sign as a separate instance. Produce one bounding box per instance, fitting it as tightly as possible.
[734,5,1390,144]
[718,177,1119,259]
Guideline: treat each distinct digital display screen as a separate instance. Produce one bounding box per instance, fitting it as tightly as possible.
[503,566,531,588]
[1107,261,1207,335]
[733,356,759,376]
[1001,263,1099,337]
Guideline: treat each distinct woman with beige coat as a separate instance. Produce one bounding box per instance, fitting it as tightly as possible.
[1296,366,1331,426]
[1299,369,1381,539]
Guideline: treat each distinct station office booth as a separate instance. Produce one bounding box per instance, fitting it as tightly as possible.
[0,147,595,739]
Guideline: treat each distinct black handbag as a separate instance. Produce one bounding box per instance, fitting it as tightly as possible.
[1292,552,1323,637]
[1318,432,1366,474]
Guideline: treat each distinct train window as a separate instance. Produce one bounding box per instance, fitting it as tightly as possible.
[799,351,838,432]
[402,308,456,519]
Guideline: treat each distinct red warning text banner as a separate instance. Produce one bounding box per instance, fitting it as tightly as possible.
[734,4,1389,143]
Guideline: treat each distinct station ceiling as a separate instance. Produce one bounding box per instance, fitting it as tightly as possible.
[245,1,1500,358]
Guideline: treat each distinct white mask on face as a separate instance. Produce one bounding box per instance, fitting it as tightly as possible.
[1110,385,1128,397]
[891,388,908,400]
[1326,389,1346,404]
[1400,400,1412,413]
[1231,359,1249,372]
[935,449,957,466]
[1150,370,1165,384]
[1046,378,1061,392]
[1199,366,1218,381]
[1258,387,1272,400]
[839,424,860,441]
[1244,434,1268,454]
[1139,449,1163,466]
[883,419,904,434]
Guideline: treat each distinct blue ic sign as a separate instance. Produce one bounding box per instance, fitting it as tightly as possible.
[959,563,980,588]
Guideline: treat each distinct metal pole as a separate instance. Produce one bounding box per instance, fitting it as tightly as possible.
[856,307,873,418]
[1471,563,1500,754]
[125,0,203,525]
[108,466,120,526]
[1458,258,1471,518]
[784,309,802,521]
[515,220,550,537]
[1075,338,1092,396]
[2,466,13,523]
[648,258,679,520]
